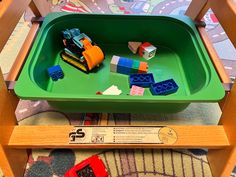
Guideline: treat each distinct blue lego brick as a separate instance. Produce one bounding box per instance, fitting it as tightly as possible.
[117,57,133,74]
[129,73,155,88]
[47,65,64,81]
[150,79,178,95]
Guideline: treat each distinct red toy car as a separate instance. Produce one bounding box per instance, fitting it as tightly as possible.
[64,155,108,177]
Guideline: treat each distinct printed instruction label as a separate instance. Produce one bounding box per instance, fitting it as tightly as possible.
[69,126,177,144]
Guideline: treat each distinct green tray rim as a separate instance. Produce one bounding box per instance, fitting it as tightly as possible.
[15,12,225,102]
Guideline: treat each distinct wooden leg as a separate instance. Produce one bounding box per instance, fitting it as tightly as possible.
[0,0,31,52]
[8,90,20,111]
[0,1,46,174]
[185,0,209,21]
[0,68,28,177]
[0,146,28,177]
[208,147,236,177]
[218,92,230,111]
[29,0,51,17]
[29,1,41,17]
[208,79,236,177]
[209,0,236,48]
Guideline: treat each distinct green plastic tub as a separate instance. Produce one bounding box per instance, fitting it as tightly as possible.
[15,13,225,113]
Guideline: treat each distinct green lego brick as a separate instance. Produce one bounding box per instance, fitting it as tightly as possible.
[131,60,140,73]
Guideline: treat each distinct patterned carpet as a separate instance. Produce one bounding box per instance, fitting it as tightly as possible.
[24,149,212,177]
[0,0,236,177]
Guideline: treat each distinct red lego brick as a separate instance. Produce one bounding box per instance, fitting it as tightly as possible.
[64,155,108,177]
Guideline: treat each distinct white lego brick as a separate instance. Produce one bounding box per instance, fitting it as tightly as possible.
[143,45,157,60]
[110,64,117,72]
[103,85,122,95]
[111,55,119,65]
[110,55,119,72]
[128,41,142,54]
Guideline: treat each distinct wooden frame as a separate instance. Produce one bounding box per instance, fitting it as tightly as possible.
[0,0,235,176]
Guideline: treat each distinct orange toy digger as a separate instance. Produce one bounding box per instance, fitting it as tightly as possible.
[61,28,105,73]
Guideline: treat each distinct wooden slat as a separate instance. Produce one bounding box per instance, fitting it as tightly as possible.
[185,0,209,20]
[8,125,229,148]
[0,0,31,52]
[198,27,231,84]
[6,23,39,81]
[209,0,236,48]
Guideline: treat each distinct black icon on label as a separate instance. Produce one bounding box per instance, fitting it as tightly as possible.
[69,128,86,142]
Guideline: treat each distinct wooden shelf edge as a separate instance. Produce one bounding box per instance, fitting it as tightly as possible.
[6,23,40,81]
[8,125,229,149]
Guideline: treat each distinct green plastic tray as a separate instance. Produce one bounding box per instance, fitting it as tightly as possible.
[15,13,225,113]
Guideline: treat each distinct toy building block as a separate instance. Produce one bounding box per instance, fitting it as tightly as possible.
[110,55,148,75]
[47,65,64,81]
[130,85,145,96]
[139,42,157,60]
[64,155,108,177]
[117,57,133,74]
[129,73,155,88]
[110,55,119,72]
[130,60,140,73]
[138,61,148,73]
[128,41,142,54]
[103,85,122,95]
[150,79,178,95]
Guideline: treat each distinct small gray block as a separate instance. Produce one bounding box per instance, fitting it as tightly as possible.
[110,55,119,72]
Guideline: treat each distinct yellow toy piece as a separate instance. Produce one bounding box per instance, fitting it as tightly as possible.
[61,52,88,72]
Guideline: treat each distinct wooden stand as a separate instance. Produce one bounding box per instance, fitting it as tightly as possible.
[0,0,235,176]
